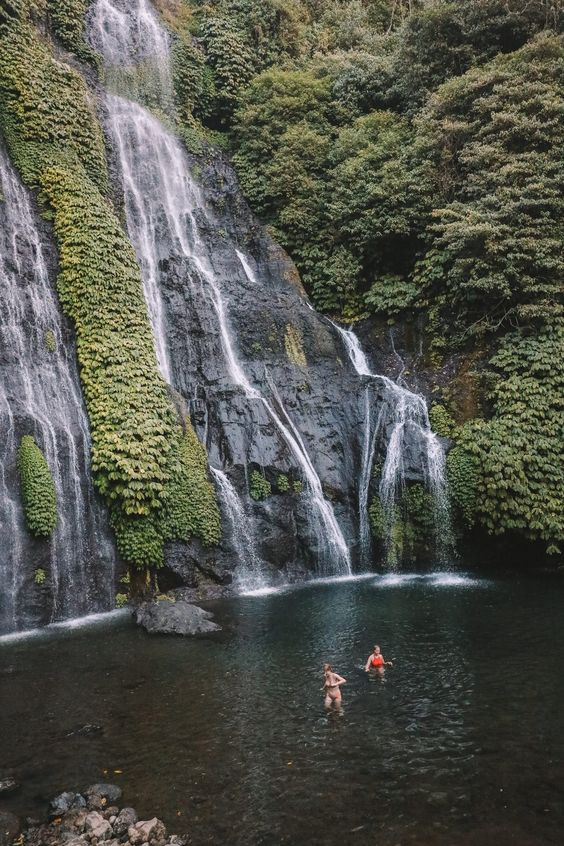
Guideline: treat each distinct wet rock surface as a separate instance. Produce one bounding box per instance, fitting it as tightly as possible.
[134,599,220,635]
[15,787,185,846]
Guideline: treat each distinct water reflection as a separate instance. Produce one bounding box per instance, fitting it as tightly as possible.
[1,575,563,846]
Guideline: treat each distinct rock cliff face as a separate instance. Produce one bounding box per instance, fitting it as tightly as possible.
[0,0,445,634]
[0,146,116,634]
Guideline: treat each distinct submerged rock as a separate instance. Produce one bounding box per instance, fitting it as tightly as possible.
[49,792,86,819]
[0,811,20,846]
[134,600,220,635]
[85,784,122,808]
[0,777,19,795]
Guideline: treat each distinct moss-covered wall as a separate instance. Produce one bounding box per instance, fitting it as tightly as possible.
[0,0,220,571]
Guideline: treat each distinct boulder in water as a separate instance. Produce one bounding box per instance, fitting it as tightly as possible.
[134,600,220,635]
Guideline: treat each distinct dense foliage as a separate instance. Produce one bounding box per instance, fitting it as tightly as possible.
[17,435,57,537]
[160,0,563,553]
[0,0,220,569]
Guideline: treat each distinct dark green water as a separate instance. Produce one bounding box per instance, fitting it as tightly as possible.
[1,572,563,846]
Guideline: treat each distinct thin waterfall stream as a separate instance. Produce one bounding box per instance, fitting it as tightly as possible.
[88,0,351,578]
[331,323,454,567]
[0,149,115,632]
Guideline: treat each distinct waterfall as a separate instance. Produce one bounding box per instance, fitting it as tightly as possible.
[210,468,265,591]
[332,323,454,567]
[0,149,115,632]
[88,0,351,577]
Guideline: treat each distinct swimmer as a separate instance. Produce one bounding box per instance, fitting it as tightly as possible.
[322,663,346,708]
[364,644,393,674]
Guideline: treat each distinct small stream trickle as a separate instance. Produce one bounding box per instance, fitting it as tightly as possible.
[332,323,454,567]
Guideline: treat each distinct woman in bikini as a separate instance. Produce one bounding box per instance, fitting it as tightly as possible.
[364,644,393,675]
[322,663,346,708]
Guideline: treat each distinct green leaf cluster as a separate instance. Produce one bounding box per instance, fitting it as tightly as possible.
[46,0,99,67]
[17,435,57,537]
[447,326,564,548]
[34,567,46,585]
[249,470,271,501]
[276,474,290,493]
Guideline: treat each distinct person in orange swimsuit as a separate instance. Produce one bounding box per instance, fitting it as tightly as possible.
[322,663,346,708]
[364,644,393,675]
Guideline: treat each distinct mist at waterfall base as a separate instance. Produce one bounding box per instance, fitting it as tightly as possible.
[2,574,564,846]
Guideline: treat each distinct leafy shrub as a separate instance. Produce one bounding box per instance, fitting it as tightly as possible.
[429,404,456,439]
[44,329,56,353]
[276,474,290,493]
[34,568,46,585]
[17,435,57,537]
[250,470,271,501]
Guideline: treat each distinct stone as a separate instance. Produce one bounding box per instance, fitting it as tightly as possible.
[112,808,138,838]
[127,819,166,846]
[61,837,88,846]
[0,777,19,795]
[85,785,122,806]
[49,793,87,819]
[0,811,20,846]
[61,809,89,832]
[85,812,112,841]
[134,600,220,636]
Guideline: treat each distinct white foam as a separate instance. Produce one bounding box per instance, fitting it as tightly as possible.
[376,573,425,587]
[427,572,488,587]
[0,609,129,645]
[240,572,376,597]
[373,571,489,588]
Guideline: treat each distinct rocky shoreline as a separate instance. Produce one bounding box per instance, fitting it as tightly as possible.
[0,785,184,846]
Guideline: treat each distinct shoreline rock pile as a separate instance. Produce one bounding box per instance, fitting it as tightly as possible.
[4,785,186,846]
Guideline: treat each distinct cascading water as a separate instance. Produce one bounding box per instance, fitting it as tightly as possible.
[88,0,351,577]
[332,323,454,567]
[0,148,115,633]
[210,468,265,591]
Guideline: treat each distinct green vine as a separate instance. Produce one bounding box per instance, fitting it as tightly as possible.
[17,435,57,537]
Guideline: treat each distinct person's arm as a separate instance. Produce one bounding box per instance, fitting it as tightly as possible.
[364,655,372,672]
[383,656,393,667]
[334,673,346,685]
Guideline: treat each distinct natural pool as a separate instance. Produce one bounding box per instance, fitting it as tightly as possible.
[1,572,563,846]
